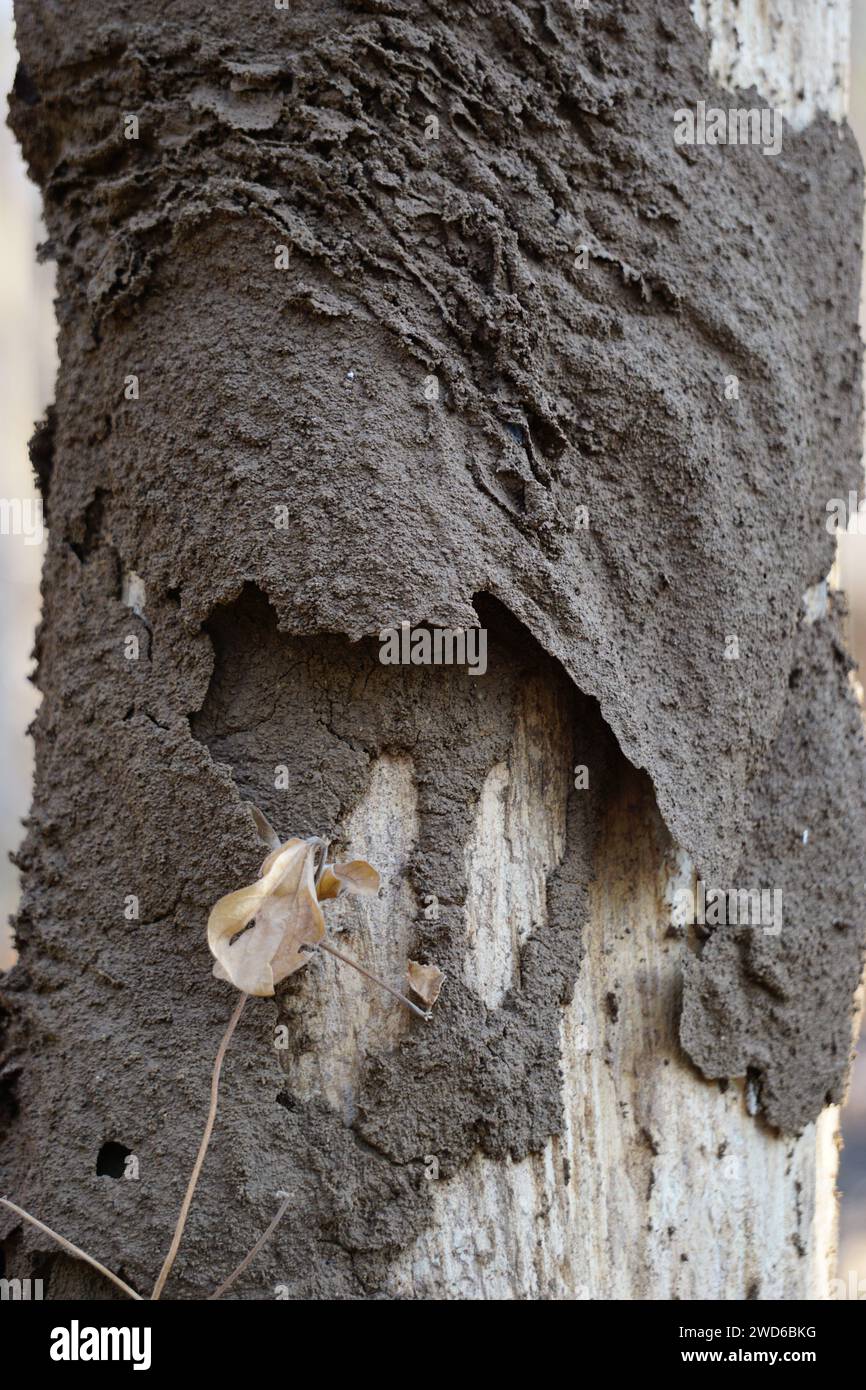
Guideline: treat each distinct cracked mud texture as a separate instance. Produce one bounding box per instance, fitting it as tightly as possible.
[2,0,866,1297]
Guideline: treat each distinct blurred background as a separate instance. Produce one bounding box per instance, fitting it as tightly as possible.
[832,0,866,1300]
[2,0,866,1292]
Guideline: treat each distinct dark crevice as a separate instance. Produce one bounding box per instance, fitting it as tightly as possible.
[28,406,56,516]
[69,488,107,563]
[96,1140,133,1178]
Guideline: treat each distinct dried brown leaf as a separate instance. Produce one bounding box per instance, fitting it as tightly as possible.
[407,960,444,1008]
[208,837,325,996]
[316,859,380,901]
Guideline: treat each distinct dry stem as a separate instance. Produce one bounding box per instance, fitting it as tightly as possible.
[0,1196,142,1300]
[150,990,247,1299]
[208,1191,292,1300]
[316,939,432,1020]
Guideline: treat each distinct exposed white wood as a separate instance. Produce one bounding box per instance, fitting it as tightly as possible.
[691,0,850,128]
[463,676,568,1009]
[387,765,837,1299]
[288,754,419,1121]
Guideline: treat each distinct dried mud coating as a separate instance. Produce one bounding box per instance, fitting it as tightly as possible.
[682,611,866,1135]
[1,0,865,1297]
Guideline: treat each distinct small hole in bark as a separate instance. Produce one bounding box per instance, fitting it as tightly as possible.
[96,1141,132,1178]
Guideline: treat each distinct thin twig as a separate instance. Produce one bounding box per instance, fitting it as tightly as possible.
[316,939,431,1021]
[150,990,247,1300]
[0,1196,142,1301]
[208,1191,292,1300]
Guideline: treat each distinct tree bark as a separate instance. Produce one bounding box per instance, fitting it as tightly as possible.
[2,0,864,1301]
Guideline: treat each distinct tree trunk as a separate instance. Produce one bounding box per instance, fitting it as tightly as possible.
[2,0,864,1301]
